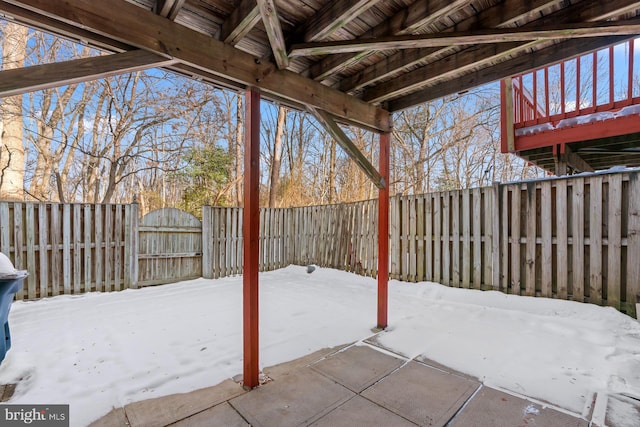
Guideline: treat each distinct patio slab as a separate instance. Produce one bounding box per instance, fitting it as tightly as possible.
[229,367,354,427]
[309,395,417,427]
[361,360,480,427]
[310,344,404,392]
[89,340,593,426]
[448,386,589,427]
[124,378,246,426]
[171,402,249,427]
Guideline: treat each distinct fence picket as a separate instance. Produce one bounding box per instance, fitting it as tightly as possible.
[510,187,521,295]
[472,188,481,289]
[38,203,49,299]
[608,174,622,309]
[556,180,568,299]
[571,179,585,302]
[525,183,536,296]
[541,181,552,297]
[589,177,603,304]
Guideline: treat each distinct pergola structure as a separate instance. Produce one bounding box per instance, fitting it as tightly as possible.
[1,0,639,389]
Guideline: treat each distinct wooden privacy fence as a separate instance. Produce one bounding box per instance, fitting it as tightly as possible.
[0,203,137,300]
[0,170,639,316]
[390,171,640,316]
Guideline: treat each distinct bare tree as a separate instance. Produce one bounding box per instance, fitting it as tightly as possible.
[0,22,28,200]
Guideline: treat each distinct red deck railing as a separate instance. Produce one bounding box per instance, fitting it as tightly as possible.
[501,39,640,153]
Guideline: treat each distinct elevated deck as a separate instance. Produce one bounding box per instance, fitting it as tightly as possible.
[501,39,640,174]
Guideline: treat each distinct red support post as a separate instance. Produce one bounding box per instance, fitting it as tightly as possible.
[243,88,260,389]
[627,39,633,103]
[377,132,390,329]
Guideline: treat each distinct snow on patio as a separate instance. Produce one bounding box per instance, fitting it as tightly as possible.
[0,265,638,426]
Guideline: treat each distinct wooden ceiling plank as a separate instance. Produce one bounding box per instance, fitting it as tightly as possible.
[257,0,289,69]
[2,0,390,132]
[388,35,629,111]
[220,0,260,45]
[342,0,637,93]
[155,0,186,20]
[308,106,385,189]
[308,0,469,81]
[362,0,640,103]
[291,20,640,57]
[303,0,382,42]
[0,49,176,97]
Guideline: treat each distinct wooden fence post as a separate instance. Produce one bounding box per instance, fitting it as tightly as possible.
[125,201,139,289]
[202,205,212,279]
[491,182,501,291]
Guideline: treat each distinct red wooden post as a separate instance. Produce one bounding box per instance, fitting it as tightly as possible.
[377,132,390,329]
[243,88,260,389]
[629,39,634,102]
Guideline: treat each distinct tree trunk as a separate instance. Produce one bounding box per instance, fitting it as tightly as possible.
[235,94,243,206]
[0,23,28,200]
[328,138,336,204]
[268,106,286,208]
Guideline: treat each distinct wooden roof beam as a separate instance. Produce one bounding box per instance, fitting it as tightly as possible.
[257,0,288,69]
[363,0,640,103]
[291,20,640,57]
[308,0,470,81]
[340,0,635,94]
[302,0,382,42]
[2,0,390,133]
[155,0,186,20]
[220,0,260,45]
[308,107,385,189]
[0,50,176,97]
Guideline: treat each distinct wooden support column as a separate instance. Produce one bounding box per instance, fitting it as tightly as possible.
[243,88,261,389]
[377,132,390,329]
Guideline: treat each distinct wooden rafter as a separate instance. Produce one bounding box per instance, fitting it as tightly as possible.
[308,107,385,189]
[362,0,640,104]
[257,0,288,69]
[302,0,381,42]
[220,0,260,45]
[0,50,176,97]
[308,0,470,81]
[290,20,640,57]
[344,0,639,95]
[155,0,186,20]
[2,0,390,133]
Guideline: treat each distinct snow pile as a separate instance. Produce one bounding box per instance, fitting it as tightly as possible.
[0,266,638,426]
[0,253,16,276]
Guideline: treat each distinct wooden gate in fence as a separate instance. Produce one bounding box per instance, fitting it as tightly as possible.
[137,208,202,287]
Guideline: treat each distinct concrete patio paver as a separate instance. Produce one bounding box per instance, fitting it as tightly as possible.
[448,385,589,427]
[229,367,354,427]
[361,360,480,427]
[309,395,417,427]
[171,402,250,427]
[89,341,595,426]
[310,345,404,392]
[124,378,246,427]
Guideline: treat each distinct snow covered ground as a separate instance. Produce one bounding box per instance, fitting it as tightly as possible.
[0,265,638,426]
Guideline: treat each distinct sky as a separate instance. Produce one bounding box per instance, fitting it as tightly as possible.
[0,266,637,426]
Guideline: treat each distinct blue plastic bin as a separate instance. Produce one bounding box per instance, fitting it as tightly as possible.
[0,271,27,363]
